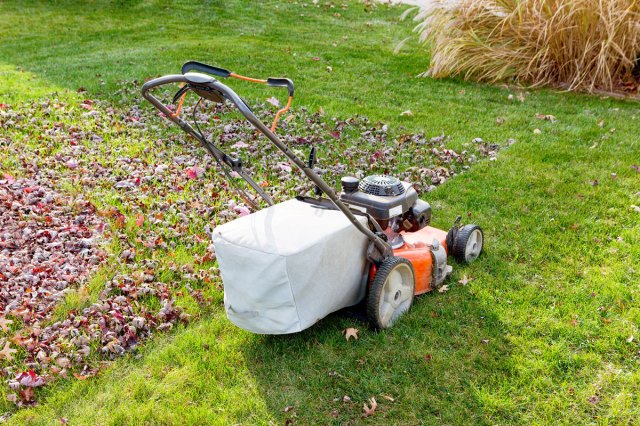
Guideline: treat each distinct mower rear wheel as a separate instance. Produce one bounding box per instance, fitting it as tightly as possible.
[452,225,484,263]
[367,257,415,329]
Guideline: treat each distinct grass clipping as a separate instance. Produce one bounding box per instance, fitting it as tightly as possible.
[407,0,640,92]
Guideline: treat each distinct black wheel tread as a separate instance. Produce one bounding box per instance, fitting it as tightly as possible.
[452,224,483,264]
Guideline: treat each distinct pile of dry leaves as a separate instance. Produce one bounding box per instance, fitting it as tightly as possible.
[0,90,501,406]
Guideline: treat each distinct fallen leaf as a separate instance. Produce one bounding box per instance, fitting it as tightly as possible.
[17,370,46,387]
[381,394,395,402]
[535,114,557,122]
[458,275,473,286]
[20,387,34,402]
[481,339,490,344]
[631,205,640,213]
[533,128,542,134]
[363,397,378,417]
[437,284,449,293]
[135,213,145,227]
[0,341,17,362]
[0,316,13,332]
[627,335,634,343]
[344,327,359,341]
[343,395,351,402]
[400,110,414,117]
[266,97,280,107]
[632,164,640,173]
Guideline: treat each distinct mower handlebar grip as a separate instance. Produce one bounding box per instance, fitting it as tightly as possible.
[267,77,295,97]
[182,61,231,78]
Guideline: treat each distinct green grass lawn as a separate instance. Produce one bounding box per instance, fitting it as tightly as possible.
[1,0,640,424]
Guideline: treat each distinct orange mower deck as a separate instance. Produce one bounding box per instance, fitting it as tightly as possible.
[370,226,449,295]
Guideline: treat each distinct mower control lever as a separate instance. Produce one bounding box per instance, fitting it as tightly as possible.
[223,155,243,170]
[267,77,295,97]
[182,61,231,78]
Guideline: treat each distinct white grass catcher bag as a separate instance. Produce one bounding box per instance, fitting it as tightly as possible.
[212,199,369,334]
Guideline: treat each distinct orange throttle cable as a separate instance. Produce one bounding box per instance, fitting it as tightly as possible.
[229,73,292,133]
[271,96,292,132]
[171,83,187,117]
[229,72,267,84]
[173,71,292,131]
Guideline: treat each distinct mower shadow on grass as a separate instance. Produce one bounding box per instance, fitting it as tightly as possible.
[242,280,516,425]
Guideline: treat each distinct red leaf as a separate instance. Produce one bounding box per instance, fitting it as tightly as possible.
[136,214,145,227]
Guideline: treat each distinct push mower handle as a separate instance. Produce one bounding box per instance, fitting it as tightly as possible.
[182,61,294,97]
[141,70,391,260]
[182,61,231,78]
[266,77,294,97]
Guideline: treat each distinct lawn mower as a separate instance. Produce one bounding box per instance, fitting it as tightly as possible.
[141,61,484,334]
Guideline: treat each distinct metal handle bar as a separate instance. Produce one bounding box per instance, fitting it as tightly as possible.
[141,74,274,207]
[141,73,391,259]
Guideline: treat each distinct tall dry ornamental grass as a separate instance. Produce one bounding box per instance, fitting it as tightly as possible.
[407,0,640,92]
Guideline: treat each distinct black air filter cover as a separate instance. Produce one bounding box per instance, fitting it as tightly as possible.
[358,175,405,196]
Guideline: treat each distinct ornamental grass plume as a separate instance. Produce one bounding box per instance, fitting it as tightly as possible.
[406,0,640,92]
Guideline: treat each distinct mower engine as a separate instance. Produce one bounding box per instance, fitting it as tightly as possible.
[340,175,431,248]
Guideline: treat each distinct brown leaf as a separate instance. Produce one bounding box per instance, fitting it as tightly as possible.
[363,397,378,417]
[0,316,13,332]
[458,275,473,286]
[535,113,557,122]
[343,327,359,341]
[20,387,34,402]
[437,284,449,293]
[114,213,126,229]
[0,341,17,362]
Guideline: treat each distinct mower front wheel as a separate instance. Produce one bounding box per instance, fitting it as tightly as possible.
[452,224,484,263]
[367,257,415,329]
